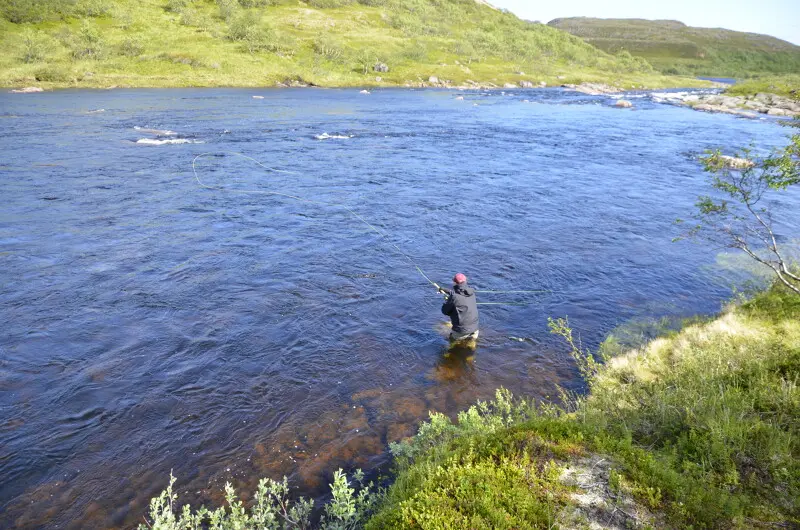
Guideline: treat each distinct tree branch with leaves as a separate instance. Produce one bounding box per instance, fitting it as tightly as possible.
[676,125,800,295]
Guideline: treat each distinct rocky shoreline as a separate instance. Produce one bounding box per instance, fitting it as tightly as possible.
[655,91,800,118]
[9,82,798,120]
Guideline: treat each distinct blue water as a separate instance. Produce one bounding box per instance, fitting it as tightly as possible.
[697,76,738,84]
[1,87,797,529]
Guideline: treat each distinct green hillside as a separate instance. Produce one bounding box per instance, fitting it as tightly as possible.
[0,0,705,89]
[548,17,800,77]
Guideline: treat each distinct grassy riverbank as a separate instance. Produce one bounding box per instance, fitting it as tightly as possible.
[725,74,800,99]
[367,284,800,528]
[0,0,710,89]
[140,283,799,528]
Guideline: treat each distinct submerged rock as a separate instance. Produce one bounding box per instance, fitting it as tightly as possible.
[719,155,755,169]
[615,100,633,108]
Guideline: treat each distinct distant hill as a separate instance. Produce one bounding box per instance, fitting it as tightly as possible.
[0,0,674,88]
[548,17,800,77]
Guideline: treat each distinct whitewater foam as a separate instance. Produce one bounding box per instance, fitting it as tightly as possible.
[136,138,203,145]
[315,133,353,140]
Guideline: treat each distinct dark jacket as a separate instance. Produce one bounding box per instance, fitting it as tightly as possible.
[441,283,479,336]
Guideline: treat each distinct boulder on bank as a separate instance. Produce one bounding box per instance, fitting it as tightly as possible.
[428,76,439,85]
[519,81,534,88]
[615,100,633,108]
[10,86,43,93]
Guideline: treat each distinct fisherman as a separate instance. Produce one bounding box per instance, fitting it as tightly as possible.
[436,273,479,343]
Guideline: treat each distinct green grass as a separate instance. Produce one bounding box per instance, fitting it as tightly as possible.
[368,284,800,528]
[548,17,800,78]
[0,0,711,89]
[725,74,800,99]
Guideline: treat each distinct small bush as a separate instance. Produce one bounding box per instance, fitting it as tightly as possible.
[75,0,112,17]
[179,6,210,28]
[34,64,73,82]
[119,36,144,57]
[313,34,347,63]
[139,469,381,530]
[308,0,353,7]
[159,52,205,67]
[164,0,186,13]
[19,30,51,63]
[216,0,237,21]
[69,22,105,60]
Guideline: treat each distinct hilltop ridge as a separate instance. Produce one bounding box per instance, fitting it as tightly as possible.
[548,17,800,76]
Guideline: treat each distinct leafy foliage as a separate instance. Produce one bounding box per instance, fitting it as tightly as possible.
[677,130,800,294]
[140,469,381,530]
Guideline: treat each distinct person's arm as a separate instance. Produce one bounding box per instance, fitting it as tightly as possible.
[441,292,455,316]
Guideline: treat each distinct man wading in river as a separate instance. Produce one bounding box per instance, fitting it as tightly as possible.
[437,273,479,344]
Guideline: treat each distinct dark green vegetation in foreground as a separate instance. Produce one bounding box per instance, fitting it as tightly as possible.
[548,17,800,77]
[369,284,800,528]
[0,0,709,88]
[142,284,800,528]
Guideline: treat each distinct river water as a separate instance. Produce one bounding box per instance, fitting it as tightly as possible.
[1,87,797,529]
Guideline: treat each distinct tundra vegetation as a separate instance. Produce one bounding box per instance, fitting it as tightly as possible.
[0,0,709,89]
[548,17,800,78]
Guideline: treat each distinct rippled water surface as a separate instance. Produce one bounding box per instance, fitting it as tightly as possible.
[1,88,798,529]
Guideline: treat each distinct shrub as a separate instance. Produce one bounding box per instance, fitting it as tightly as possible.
[34,64,73,82]
[159,52,205,67]
[216,0,238,21]
[139,469,381,530]
[119,36,144,57]
[70,21,106,60]
[75,0,111,17]
[313,34,347,63]
[179,6,210,28]
[19,30,51,63]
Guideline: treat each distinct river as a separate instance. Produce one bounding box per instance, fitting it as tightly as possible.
[1,87,797,529]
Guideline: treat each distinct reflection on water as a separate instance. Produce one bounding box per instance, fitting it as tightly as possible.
[1,87,798,529]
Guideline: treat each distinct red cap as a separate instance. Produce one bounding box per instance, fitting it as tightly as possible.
[453,273,467,284]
